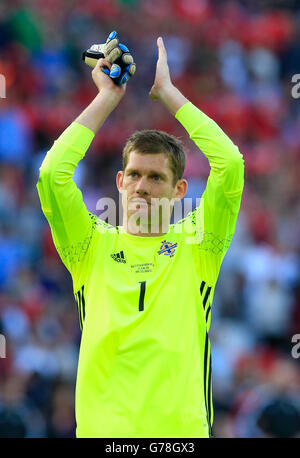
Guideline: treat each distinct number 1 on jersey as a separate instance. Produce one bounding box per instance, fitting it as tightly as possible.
[139,281,146,311]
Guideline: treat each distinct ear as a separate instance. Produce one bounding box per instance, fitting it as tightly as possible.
[174,179,188,201]
[116,171,124,192]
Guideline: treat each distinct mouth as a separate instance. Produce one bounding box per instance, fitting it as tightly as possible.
[129,198,151,206]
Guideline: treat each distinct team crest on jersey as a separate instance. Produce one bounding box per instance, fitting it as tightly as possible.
[157,240,178,258]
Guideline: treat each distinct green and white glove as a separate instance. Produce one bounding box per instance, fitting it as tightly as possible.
[82,30,136,85]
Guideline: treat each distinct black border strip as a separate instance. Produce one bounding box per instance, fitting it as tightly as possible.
[208,350,213,437]
[77,290,83,330]
[139,281,146,312]
[205,305,211,323]
[207,347,213,436]
[200,281,205,295]
[203,286,211,310]
[81,285,86,322]
[203,333,209,434]
[201,281,213,436]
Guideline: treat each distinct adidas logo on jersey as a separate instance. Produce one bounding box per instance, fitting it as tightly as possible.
[111,251,126,263]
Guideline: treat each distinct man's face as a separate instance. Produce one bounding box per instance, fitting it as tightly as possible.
[116,151,187,235]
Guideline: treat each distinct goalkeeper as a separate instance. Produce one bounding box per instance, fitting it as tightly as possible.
[37,31,244,438]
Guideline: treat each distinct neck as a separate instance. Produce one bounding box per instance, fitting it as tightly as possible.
[122,219,170,237]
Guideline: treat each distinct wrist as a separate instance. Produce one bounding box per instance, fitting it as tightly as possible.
[97,88,124,103]
[157,84,189,117]
[94,89,124,113]
[75,88,123,134]
[156,82,175,102]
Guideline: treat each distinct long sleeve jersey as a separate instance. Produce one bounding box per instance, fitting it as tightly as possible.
[37,101,244,438]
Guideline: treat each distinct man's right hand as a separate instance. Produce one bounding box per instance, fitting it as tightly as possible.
[84,31,136,87]
[92,58,126,100]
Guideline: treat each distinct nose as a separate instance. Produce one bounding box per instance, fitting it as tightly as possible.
[135,176,149,195]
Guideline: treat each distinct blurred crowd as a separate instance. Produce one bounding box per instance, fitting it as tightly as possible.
[0,0,300,438]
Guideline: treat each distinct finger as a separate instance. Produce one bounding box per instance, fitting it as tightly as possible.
[94,58,112,71]
[116,63,136,83]
[106,30,118,42]
[110,63,121,78]
[121,52,134,65]
[123,63,136,77]
[105,31,119,60]
[106,46,122,63]
[118,72,130,85]
[105,38,119,56]
[119,44,134,65]
[157,36,167,60]
[119,44,129,53]
[126,62,136,76]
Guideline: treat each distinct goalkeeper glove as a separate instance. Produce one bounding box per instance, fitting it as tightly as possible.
[82,30,136,85]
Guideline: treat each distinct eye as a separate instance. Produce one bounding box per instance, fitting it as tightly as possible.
[129,172,138,178]
[151,175,161,181]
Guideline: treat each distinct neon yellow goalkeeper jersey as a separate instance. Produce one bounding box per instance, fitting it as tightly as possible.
[37,102,244,438]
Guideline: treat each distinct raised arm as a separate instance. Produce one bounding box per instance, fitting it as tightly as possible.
[75,58,126,133]
[150,37,243,194]
[37,58,126,285]
[150,37,244,284]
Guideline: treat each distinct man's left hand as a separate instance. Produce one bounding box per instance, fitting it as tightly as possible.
[149,37,173,101]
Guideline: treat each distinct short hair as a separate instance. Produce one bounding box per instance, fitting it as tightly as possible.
[122,130,186,186]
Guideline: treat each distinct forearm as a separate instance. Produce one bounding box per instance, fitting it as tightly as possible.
[157,84,189,117]
[175,101,244,195]
[75,89,123,134]
[37,122,95,212]
[158,84,240,162]
[37,122,95,273]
